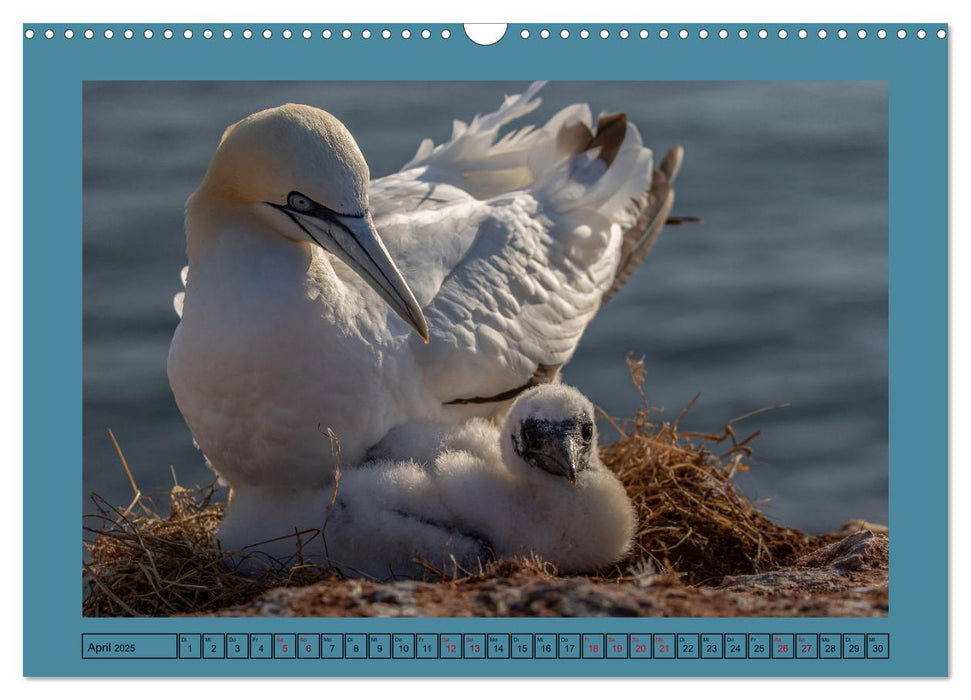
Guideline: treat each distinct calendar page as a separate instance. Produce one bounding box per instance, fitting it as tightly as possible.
[22,20,947,677]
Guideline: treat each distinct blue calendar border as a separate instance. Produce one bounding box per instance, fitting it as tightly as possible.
[23,23,948,677]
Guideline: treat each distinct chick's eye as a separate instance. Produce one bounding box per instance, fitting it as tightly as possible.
[287,192,313,212]
[580,422,594,444]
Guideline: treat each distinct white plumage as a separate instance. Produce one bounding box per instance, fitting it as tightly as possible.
[218,384,635,580]
[167,83,681,549]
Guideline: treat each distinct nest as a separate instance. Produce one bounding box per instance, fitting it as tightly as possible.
[83,483,340,617]
[83,355,820,616]
[599,354,818,585]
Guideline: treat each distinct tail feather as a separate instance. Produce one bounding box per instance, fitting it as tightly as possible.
[601,145,684,304]
[659,143,684,183]
[567,116,650,220]
[586,112,628,166]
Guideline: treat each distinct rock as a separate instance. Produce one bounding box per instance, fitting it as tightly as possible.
[719,530,888,590]
[794,529,888,573]
[837,520,889,536]
[207,528,888,618]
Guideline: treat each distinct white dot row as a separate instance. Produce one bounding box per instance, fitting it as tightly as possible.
[23,26,947,41]
[520,27,946,40]
[23,27,452,40]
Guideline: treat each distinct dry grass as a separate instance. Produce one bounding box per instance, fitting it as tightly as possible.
[83,356,819,616]
[83,483,339,616]
[599,354,817,585]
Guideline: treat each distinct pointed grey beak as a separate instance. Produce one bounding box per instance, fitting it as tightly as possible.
[522,427,589,487]
[561,435,584,487]
[286,208,429,343]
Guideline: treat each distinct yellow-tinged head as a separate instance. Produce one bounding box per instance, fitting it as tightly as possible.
[192,104,429,342]
[205,103,370,215]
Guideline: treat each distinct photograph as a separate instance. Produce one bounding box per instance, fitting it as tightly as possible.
[81,80,888,618]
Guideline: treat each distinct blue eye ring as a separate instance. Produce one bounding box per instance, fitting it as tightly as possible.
[287,192,314,212]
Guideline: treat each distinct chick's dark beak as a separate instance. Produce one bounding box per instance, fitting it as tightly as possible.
[519,418,591,487]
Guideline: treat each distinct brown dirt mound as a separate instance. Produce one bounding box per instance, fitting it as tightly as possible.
[212,528,888,618]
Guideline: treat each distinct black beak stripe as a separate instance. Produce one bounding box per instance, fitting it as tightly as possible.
[273,202,408,312]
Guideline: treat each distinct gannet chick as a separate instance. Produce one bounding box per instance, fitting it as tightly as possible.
[317,384,636,580]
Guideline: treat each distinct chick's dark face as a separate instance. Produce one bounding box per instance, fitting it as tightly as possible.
[513,415,595,485]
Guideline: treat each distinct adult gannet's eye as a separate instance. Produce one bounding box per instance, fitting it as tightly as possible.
[580,421,594,445]
[287,192,314,212]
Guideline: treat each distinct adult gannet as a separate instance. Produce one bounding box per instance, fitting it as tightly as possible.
[168,82,682,524]
[217,384,636,579]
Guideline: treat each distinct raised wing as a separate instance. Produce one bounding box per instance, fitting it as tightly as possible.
[413,192,624,405]
[370,83,682,406]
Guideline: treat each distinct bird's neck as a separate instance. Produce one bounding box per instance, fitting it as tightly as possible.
[188,194,301,262]
[183,194,344,315]
[182,191,399,348]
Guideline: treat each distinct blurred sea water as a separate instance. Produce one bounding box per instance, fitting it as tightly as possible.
[83,81,888,534]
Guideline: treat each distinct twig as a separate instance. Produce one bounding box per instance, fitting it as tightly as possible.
[318,425,343,561]
[83,563,141,617]
[107,428,141,516]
